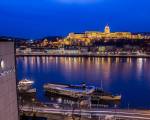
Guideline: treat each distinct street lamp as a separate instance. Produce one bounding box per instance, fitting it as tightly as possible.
[32,98,37,120]
[19,96,25,120]
[114,104,117,120]
[71,96,83,120]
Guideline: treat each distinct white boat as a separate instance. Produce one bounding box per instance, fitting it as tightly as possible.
[18,79,34,85]
[18,79,34,91]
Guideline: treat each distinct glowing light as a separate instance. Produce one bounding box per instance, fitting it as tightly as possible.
[57,98,62,103]
[0,60,5,69]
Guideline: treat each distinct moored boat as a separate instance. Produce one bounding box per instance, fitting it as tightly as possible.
[18,79,36,93]
[91,88,121,102]
[44,83,95,98]
[43,83,121,102]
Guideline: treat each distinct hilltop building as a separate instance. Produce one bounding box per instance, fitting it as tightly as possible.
[65,25,145,46]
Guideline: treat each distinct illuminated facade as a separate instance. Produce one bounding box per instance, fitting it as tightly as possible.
[41,39,49,47]
[104,25,110,34]
[66,25,145,45]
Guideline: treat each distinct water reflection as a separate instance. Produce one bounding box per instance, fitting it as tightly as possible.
[16,57,150,108]
[17,57,149,85]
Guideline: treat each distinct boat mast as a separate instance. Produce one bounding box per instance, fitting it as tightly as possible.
[101,79,103,90]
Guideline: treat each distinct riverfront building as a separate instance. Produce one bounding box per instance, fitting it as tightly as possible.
[0,41,19,120]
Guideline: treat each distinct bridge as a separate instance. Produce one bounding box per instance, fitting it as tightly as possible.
[21,106,150,120]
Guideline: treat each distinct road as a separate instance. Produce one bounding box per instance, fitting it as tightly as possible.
[21,106,150,120]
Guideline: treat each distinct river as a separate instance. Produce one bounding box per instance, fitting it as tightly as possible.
[16,57,150,109]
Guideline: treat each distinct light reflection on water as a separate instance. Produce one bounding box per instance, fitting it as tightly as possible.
[16,57,150,108]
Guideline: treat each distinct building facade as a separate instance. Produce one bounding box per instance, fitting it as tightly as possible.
[66,25,145,46]
[0,41,19,120]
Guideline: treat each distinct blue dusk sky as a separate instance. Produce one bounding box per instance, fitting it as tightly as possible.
[0,0,150,38]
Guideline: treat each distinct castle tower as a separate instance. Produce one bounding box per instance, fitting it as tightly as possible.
[104,24,110,34]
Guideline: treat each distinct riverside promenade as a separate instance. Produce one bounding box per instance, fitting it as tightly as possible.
[16,52,150,58]
[21,105,150,120]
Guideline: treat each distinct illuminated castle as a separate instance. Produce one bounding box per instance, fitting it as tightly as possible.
[66,25,144,45]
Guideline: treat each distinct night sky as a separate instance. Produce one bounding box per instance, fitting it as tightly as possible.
[0,0,150,38]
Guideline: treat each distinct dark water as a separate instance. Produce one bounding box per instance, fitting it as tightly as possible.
[16,57,150,109]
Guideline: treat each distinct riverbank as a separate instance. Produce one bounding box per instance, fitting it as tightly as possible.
[16,53,150,58]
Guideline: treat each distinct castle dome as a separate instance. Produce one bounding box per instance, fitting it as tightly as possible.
[104,24,110,34]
